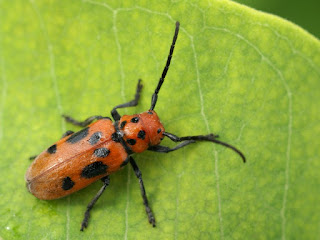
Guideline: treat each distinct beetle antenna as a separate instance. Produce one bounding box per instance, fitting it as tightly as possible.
[150,21,180,111]
[210,138,246,163]
[162,132,246,163]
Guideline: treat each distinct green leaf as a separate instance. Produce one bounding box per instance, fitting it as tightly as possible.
[232,0,320,38]
[1,0,319,239]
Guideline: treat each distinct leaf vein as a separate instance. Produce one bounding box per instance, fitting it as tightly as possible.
[29,0,68,238]
[0,52,7,145]
[204,25,292,240]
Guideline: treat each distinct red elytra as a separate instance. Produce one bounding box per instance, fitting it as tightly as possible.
[26,22,245,231]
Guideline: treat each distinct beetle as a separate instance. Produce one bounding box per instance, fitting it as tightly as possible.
[26,21,246,231]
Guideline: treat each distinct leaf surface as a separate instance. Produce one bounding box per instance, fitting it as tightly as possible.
[0,0,319,239]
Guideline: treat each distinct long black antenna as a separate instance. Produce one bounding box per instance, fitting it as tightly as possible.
[163,132,246,163]
[150,21,180,111]
[210,138,246,163]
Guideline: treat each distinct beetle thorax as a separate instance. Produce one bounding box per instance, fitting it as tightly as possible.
[118,110,165,153]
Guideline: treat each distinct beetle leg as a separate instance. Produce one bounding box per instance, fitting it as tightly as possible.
[80,175,110,231]
[29,155,37,160]
[62,115,105,127]
[129,157,155,227]
[61,130,74,139]
[111,79,143,121]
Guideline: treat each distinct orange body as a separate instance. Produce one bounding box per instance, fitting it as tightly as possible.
[25,111,165,200]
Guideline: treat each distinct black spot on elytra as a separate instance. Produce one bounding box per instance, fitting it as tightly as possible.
[81,161,108,178]
[94,148,110,158]
[130,117,139,123]
[127,139,136,145]
[47,144,57,154]
[66,127,89,143]
[137,130,146,140]
[120,156,130,167]
[157,128,161,134]
[62,176,75,190]
[120,121,127,129]
[88,132,102,145]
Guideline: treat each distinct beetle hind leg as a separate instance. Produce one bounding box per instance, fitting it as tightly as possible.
[80,175,110,231]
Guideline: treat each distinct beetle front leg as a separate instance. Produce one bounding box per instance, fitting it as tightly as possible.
[111,79,143,121]
[129,157,156,227]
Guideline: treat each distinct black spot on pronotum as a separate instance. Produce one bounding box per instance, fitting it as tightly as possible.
[127,139,136,145]
[130,117,139,123]
[120,121,127,129]
[94,148,110,158]
[62,176,75,190]
[137,130,146,140]
[47,144,57,154]
[81,161,108,178]
[157,128,161,134]
[88,132,102,145]
[66,127,89,143]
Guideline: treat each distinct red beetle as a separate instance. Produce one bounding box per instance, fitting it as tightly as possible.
[26,22,245,231]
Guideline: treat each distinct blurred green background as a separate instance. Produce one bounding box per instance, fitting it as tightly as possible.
[233,0,320,38]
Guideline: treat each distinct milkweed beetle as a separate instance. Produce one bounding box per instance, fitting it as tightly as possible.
[26,21,246,231]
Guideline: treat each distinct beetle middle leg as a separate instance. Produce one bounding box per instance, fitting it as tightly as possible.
[61,130,74,138]
[62,115,106,127]
[81,175,110,231]
[111,79,143,121]
[129,156,156,227]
